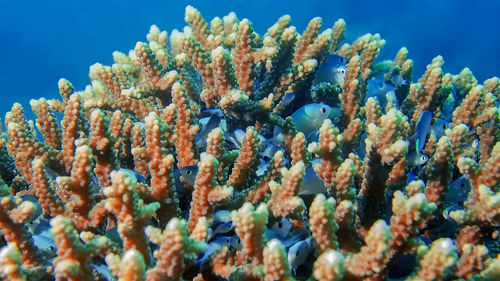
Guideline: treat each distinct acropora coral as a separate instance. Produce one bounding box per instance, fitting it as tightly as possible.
[0,5,499,281]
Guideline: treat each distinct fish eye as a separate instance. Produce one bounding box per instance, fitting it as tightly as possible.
[442,124,446,129]
[341,68,345,74]
[421,156,426,161]
[263,156,270,162]
[48,246,55,252]
[321,107,326,114]
[186,170,191,174]
[278,222,282,228]
[461,183,465,187]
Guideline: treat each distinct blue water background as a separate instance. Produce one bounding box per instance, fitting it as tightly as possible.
[0,0,498,119]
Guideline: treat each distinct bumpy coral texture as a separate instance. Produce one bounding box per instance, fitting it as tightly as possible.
[0,5,499,281]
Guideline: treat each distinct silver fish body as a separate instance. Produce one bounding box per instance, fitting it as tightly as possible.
[291,103,340,135]
[415,110,433,156]
[313,54,347,86]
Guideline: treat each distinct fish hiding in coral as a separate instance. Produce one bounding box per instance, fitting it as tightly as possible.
[291,103,341,135]
[0,5,499,281]
[313,54,348,86]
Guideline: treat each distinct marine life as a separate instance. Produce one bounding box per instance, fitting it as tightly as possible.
[271,218,293,238]
[196,236,231,266]
[366,77,396,108]
[180,165,198,186]
[225,129,246,150]
[32,229,57,260]
[430,118,450,139]
[291,103,341,135]
[390,74,407,87]
[214,209,232,223]
[288,238,311,273]
[443,204,466,221]
[195,113,222,147]
[445,176,471,204]
[278,92,296,109]
[313,54,348,86]
[0,6,499,281]
[92,264,115,281]
[299,165,327,195]
[213,221,234,235]
[415,110,433,156]
[407,151,429,167]
[119,168,146,183]
[230,235,242,250]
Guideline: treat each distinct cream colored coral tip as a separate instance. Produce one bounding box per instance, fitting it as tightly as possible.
[435,238,454,251]
[267,239,282,250]
[323,250,343,264]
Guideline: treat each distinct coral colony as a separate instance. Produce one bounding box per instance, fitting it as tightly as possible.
[1,5,500,281]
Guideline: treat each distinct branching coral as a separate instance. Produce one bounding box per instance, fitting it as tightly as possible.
[0,6,499,281]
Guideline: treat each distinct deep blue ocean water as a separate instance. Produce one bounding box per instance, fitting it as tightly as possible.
[0,0,498,120]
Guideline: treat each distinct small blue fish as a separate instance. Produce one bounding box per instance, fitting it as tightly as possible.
[214,210,232,223]
[211,236,233,247]
[288,239,311,273]
[92,263,115,280]
[207,228,215,241]
[281,231,308,249]
[313,54,347,86]
[201,108,224,118]
[291,103,341,135]
[430,118,449,139]
[445,176,470,204]
[407,171,417,183]
[366,78,396,108]
[276,92,296,110]
[197,236,232,266]
[260,126,284,153]
[265,229,307,249]
[415,110,433,156]
[28,217,51,235]
[299,166,326,195]
[271,218,292,238]
[195,114,222,147]
[214,222,234,235]
[180,166,198,186]
[230,235,242,250]
[305,130,319,143]
[119,168,146,183]
[33,229,57,259]
[225,129,246,150]
[391,74,407,88]
[407,152,429,167]
[443,204,465,221]
[261,143,284,163]
[257,158,269,176]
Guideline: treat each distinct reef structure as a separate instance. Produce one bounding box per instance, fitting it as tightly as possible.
[0,5,499,281]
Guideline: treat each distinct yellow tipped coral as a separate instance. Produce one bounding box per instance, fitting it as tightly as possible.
[1,6,499,281]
